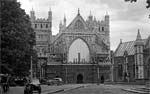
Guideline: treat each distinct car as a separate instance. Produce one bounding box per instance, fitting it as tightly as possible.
[53,78,63,85]
[47,78,63,86]
[47,79,56,86]
[14,78,26,86]
[24,79,41,94]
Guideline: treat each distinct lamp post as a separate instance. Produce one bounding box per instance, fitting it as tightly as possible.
[39,53,42,80]
[30,56,33,81]
[97,65,100,85]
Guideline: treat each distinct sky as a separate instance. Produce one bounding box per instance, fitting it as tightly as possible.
[17,0,150,51]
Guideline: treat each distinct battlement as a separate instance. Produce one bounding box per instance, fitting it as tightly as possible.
[34,18,50,22]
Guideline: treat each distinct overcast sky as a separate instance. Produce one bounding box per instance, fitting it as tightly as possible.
[18,0,150,50]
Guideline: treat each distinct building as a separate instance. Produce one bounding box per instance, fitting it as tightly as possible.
[113,30,150,83]
[30,8,112,83]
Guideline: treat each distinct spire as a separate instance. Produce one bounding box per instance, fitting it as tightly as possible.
[63,14,66,26]
[106,11,108,15]
[49,7,51,11]
[64,14,66,22]
[59,20,62,31]
[30,7,35,21]
[136,29,142,41]
[120,39,122,44]
[90,11,92,16]
[48,7,52,21]
[78,8,80,15]
[32,6,34,11]
[88,10,93,21]
[135,29,144,46]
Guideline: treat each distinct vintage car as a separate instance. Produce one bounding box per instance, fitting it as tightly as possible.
[24,79,41,94]
[47,78,63,86]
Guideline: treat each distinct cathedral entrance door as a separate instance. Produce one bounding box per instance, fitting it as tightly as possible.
[77,74,83,83]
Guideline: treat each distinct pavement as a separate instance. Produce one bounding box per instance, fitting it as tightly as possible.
[122,87,150,94]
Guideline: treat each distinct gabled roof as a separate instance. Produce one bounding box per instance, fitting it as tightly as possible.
[115,39,147,57]
[67,12,88,30]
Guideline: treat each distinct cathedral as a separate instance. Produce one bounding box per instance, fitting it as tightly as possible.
[30,8,112,83]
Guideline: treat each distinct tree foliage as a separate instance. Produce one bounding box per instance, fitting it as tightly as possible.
[125,0,150,18]
[1,0,37,76]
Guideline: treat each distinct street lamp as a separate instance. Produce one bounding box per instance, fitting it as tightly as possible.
[30,56,33,81]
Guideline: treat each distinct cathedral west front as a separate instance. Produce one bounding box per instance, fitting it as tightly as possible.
[30,8,112,83]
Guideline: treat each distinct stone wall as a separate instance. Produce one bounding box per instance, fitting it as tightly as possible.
[46,64,111,83]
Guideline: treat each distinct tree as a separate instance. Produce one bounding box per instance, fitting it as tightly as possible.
[1,0,37,77]
[125,0,150,18]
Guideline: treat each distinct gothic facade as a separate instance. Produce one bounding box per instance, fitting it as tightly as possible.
[113,30,150,83]
[30,9,112,83]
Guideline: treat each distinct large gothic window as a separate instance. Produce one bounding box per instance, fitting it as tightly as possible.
[74,20,84,30]
[68,38,90,63]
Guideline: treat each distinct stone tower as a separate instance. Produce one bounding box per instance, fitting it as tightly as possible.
[30,8,52,78]
[134,29,144,79]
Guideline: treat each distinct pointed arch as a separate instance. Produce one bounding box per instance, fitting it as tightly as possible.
[68,38,90,63]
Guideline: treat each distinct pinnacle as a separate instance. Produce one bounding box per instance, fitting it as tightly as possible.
[136,29,142,41]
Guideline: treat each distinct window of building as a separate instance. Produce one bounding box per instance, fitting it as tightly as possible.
[98,26,101,32]
[35,24,37,28]
[41,24,43,28]
[135,48,137,53]
[118,64,123,77]
[138,47,141,53]
[46,24,48,28]
[102,27,104,31]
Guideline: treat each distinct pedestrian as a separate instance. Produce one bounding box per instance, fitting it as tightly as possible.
[1,74,10,94]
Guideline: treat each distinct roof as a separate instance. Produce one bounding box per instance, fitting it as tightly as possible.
[67,11,88,30]
[115,39,147,57]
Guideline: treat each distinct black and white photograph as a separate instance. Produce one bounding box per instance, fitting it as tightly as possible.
[0,0,150,94]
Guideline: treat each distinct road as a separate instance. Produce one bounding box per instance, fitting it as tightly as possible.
[1,84,140,94]
[2,84,88,94]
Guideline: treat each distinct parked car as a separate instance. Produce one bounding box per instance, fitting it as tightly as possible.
[47,78,63,86]
[14,78,26,86]
[24,79,41,94]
